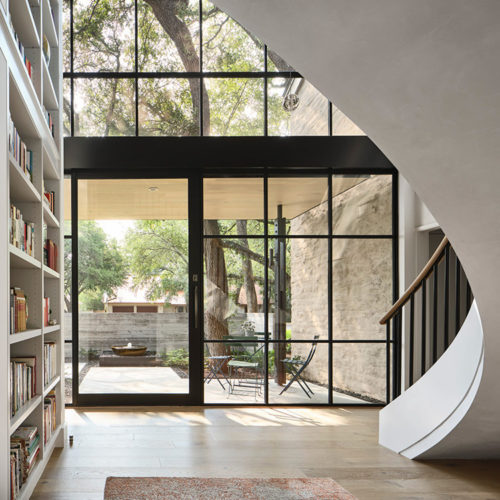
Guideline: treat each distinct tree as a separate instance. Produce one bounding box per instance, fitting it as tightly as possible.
[65,0,293,355]
[64,221,128,311]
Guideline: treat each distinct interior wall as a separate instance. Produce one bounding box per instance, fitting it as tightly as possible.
[213,0,500,457]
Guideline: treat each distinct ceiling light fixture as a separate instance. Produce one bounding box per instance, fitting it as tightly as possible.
[148,186,159,192]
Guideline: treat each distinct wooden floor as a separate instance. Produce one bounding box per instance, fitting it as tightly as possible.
[32,407,500,500]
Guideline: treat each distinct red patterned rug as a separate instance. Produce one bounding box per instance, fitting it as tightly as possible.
[104,477,357,499]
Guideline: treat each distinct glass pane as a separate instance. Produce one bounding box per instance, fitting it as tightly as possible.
[204,341,265,404]
[63,0,70,72]
[204,178,264,232]
[202,1,264,72]
[73,0,135,72]
[77,179,189,395]
[269,342,328,404]
[332,175,393,235]
[64,343,72,405]
[138,0,199,72]
[204,238,266,340]
[268,177,328,235]
[268,78,329,136]
[138,78,199,136]
[204,78,264,136]
[332,343,386,404]
[63,79,71,137]
[332,239,392,340]
[74,79,135,136]
[268,239,328,341]
[267,51,294,72]
[332,103,366,135]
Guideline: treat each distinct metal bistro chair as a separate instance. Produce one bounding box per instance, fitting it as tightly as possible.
[224,334,264,399]
[280,335,320,398]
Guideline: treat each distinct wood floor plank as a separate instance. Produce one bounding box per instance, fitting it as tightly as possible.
[31,407,500,499]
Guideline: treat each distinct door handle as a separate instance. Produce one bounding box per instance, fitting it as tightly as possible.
[194,284,199,329]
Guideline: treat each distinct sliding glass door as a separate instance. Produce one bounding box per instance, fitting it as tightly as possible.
[72,175,202,405]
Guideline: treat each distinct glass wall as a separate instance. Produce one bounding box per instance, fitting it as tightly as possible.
[63,0,364,137]
[75,178,190,396]
[202,174,394,405]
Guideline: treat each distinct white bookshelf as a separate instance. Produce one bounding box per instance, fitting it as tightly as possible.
[0,0,63,498]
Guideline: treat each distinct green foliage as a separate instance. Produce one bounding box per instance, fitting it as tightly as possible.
[124,220,189,301]
[65,221,128,312]
[162,348,189,369]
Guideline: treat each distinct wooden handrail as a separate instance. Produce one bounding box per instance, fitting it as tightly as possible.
[380,236,449,325]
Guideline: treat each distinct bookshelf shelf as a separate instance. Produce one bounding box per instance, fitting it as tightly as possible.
[43,200,59,227]
[9,328,42,344]
[42,264,59,279]
[9,244,41,269]
[2,0,63,496]
[43,324,60,334]
[9,0,40,48]
[43,375,60,396]
[42,56,57,109]
[42,144,59,180]
[9,395,42,435]
[9,154,41,202]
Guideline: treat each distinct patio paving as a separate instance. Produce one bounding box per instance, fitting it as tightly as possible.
[77,366,368,404]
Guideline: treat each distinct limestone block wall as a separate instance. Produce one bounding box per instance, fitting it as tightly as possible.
[290,175,392,402]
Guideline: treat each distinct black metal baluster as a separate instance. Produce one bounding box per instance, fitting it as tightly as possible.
[466,280,472,310]
[455,254,461,337]
[397,311,402,397]
[386,321,391,403]
[421,279,427,376]
[409,294,415,386]
[432,264,438,364]
[392,315,398,400]
[444,245,450,349]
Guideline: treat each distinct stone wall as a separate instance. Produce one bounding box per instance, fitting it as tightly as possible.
[290,176,392,402]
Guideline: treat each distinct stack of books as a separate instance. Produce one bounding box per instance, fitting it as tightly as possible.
[44,239,58,271]
[10,357,37,417]
[8,117,34,182]
[10,205,35,256]
[44,390,57,444]
[43,189,56,214]
[10,426,40,499]
[44,342,57,386]
[10,287,28,334]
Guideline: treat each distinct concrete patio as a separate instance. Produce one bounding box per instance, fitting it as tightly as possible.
[75,365,367,404]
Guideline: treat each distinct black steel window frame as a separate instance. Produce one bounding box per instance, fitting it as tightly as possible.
[201,171,397,406]
[63,135,398,408]
[64,0,333,138]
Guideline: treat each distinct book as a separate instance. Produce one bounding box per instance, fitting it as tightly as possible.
[10,426,40,497]
[9,204,35,256]
[44,341,57,385]
[10,287,28,334]
[10,357,37,416]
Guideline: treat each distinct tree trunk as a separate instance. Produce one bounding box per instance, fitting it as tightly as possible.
[144,0,210,133]
[236,220,258,313]
[203,220,229,356]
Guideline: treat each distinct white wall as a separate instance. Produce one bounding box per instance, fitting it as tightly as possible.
[214,0,500,457]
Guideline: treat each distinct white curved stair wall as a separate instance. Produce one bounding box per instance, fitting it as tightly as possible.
[379,303,483,458]
[213,0,500,458]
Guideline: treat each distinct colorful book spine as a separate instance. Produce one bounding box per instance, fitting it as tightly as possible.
[10,357,37,417]
[44,239,58,272]
[44,391,57,444]
[10,287,28,334]
[10,426,40,499]
[8,116,34,182]
[44,341,57,385]
[9,204,35,256]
